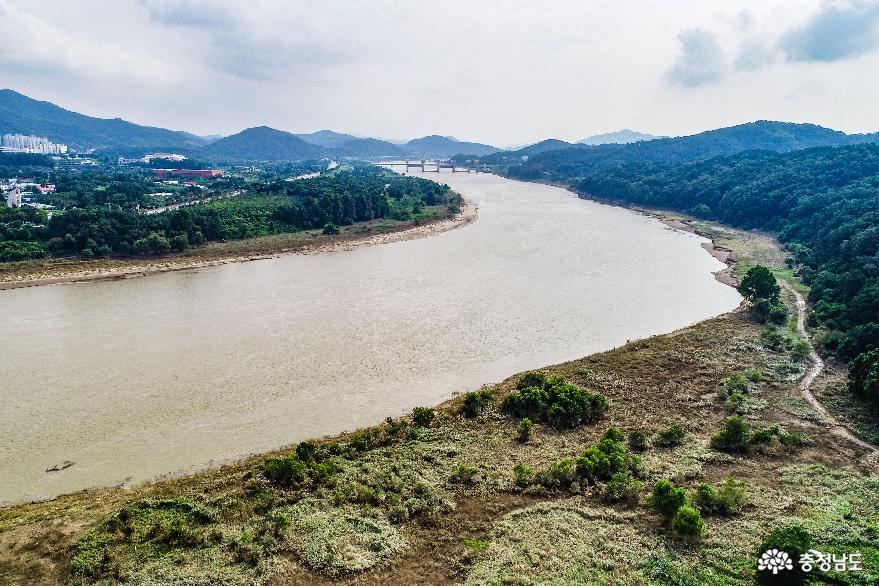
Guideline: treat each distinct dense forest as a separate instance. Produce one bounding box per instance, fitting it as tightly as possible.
[0,152,53,178]
[548,144,879,408]
[0,165,460,262]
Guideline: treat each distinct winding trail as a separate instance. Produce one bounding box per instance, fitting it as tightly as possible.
[783,282,879,457]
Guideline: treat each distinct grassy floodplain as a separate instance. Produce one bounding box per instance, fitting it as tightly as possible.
[1,217,877,585]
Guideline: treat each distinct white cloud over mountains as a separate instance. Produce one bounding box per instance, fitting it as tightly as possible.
[666,1,879,87]
[1,0,878,143]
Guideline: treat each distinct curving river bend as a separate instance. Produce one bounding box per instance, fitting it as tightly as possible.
[0,171,740,504]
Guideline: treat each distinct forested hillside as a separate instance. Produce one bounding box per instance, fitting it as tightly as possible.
[0,166,460,262]
[570,144,879,408]
[0,89,206,150]
[505,121,879,180]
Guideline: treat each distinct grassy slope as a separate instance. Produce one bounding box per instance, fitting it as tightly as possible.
[1,221,877,585]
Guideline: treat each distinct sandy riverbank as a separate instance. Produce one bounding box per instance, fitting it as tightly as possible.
[0,199,477,291]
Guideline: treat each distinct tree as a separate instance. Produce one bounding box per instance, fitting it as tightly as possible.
[146,232,171,254]
[848,349,879,406]
[710,416,751,452]
[671,506,704,538]
[411,406,434,427]
[756,524,812,585]
[740,266,781,303]
[649,479,687,519]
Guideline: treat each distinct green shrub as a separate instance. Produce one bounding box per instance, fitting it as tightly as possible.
[269,511,292,534]
[516,418,533,442]
[778,431,806,446]
[725,392,746,411]
[756,523,813,585]
[576,434,635,484]
[745,369,763,383]
[513,463,534,487]
[545,383,607,428]
[602,426,624,442]
[767,303,789,325]
[461,388,494,418]
[296,441,319,463]
[717,372,750,398]
[502,385,548,418]
[750,425,780,445]
[516,371,546,390]
[263,454,307,487]
[411,406,435,427]
[671,506,704,538]
[628,430,648,452]
[461,538,489,551]
[322,222,340,235]
[502,378,607,428]
[603,472,642,504]
[649,479,687,519]
[750,298,773,323]
[790,340,810,361]
[69,534,110,579]
[761,326,792,351]
[451,465,479,484]
[749,425,806,448]
[710,416,751,452]
[848,348,879,406]
[692,477,748,515]
[655,424,686,447]
[537,458,577,489]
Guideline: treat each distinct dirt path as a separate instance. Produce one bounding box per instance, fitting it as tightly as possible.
[783,281,879,458]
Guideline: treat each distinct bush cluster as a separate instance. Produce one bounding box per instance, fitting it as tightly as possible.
[741,266,789,325]
[411,406,435,427]
[849,348,879,409]
[461,388,494,418]
[655,424,686,447]
[531,427,642,493]
[502,374,608,428]
[756,524,813,585]
[628,430,648,452]
[516,418,533,442]
[710,417,805,453]
[692,477,748,515]
[649,480,705,539]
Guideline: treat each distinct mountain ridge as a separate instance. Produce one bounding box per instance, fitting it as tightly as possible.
[0,89,207,150]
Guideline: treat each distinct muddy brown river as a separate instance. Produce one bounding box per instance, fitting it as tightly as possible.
[0,170,741,504]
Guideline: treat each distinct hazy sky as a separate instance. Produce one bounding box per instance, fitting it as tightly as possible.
[2,0,879,145]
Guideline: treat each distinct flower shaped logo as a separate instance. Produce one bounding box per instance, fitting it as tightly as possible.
[758,549,793,574]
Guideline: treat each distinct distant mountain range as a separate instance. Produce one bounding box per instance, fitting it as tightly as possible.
[0,90,501,160]
[0,89,207,150]
[3,90,879,165]
[506,120,879,179]
[577,129,661,145]
[200,126,327,160]
[403,135,499,157]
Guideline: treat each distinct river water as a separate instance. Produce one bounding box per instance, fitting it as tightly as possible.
[0,170,740,504]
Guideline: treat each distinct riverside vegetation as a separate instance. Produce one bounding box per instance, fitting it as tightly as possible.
[504,143,879,436]
[0,162,461,263]
[1,218,877,585]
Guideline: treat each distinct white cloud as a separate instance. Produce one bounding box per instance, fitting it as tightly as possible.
[0,0,177,84]
[2,1,879,144]
[665,29,728,87]
[779,0,879,62]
